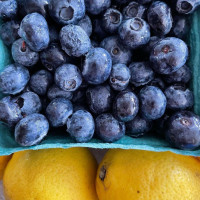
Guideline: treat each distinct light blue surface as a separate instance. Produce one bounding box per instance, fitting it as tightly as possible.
[0,12,200,156]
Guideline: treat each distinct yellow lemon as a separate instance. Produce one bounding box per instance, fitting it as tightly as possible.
[3,148,98,200]
[96,149,200,200]
[0,155,11,180]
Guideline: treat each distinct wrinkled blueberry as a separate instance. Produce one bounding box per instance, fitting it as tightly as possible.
[46,98,73,127]
[129,62,154,87]
[0,64,30,95]
[82,48,112,85]
[55,64,82,92]
[60,25,91,57]
[139,86,167,120]
[149,77,166,90]
[165,111,200,150]
[12,39,39,67]
[18,13,50,52]
[15,113,49,146]
[67,110,95,142]
[118,17,151,49]
[150,37,188,74]
[176,0,200,14]
[109,63,130,91]
[95,113,125,142]
[0,0,17,19]
[30,70,53,96]
[100,36,132,65]
[48,0,85,25]
[77,15,92,37]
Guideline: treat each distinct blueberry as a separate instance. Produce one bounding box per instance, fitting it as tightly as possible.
[118,17,151,49]
[147,1,173,35]
[163,65,191,84]
[86,85,113,115]
[101,8,123,34]
[100,36,132,65]
[0,20,20,46]
[143,36,161,54]
[48,24,59,43]
[18,13,50,52]
[0,96,22,127]
[149,77,166,90]
[55,64,82,92]
[40,43,69,71]
[77,15,92,37]
[15,113,49,146]
[92,18,107,41]
[150,37,188,74]
[95,113,125,142]
[30,70,53,96]
[126,115,151,137]
[85,0,111,15]
[123,2,146,20]
[12,39,39,67]
[67,110,95,142]
[0,0,17,19]
[82,48,112,85]
[165,111,200,150]
[139,86,167,120]
[48,0,85,25]
[59,25,91,57]
[129,62,154,87]
[164,85,194,111]
[113,91,139,122]
[47,85,73,101]
[0,64,30,95]
[109,64,130,91]
[176,0,200,14]
[46,98,73,127]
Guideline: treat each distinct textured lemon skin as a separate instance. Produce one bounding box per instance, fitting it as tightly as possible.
[3,148,98,200]
[96,149,200,200]
[0,155,11,180]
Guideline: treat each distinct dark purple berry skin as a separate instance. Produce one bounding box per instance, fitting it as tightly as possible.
[139,86,167,120]
[150,37,188,75]
[95,113,125,142]
[118,17,151,49]
[0,0,17,20]
[164,85,194,111]
[147,1,173,35]
[129,62,154,87]
[126,115,151,137]
[165,111,200,150]
[77,15,92,37]
[176,0,200,14]
[113,91,139,122]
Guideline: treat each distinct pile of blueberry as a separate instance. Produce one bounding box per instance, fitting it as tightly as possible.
[0,0,200,150]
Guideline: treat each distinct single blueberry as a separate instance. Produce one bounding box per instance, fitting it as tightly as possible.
[148,77,166,90]
[0,64,30,95]
[139,86,167,120]
[109,63,131,91]
[126,115,151,137]
[0,0,17,19]
[176,0,200,14]
[48,0,85,25]
[12,39,39,67]
[100,36,132,65]
[85,0,111,15]
[30,70,53,96]
[77,15,92,37]
[82,48,112,85]
[46,98,73,127]
[15,113,49,146]
[59,25,91,57]
[47,85,73,101]
[164,85,194,111]
[40,43,69,71]
[67,110,95,143]
[129,62,154,87]
[150,37,188,74]
[165,111,200,150]
[0,20,20,46]
[118,17,151,49]
[95,113,125,142]
[55,64,82,92]
[92,18,107,41]
[147,1,173,35]
[18,12,50,52]
[113,91,139,122]
[86,85,113,115]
